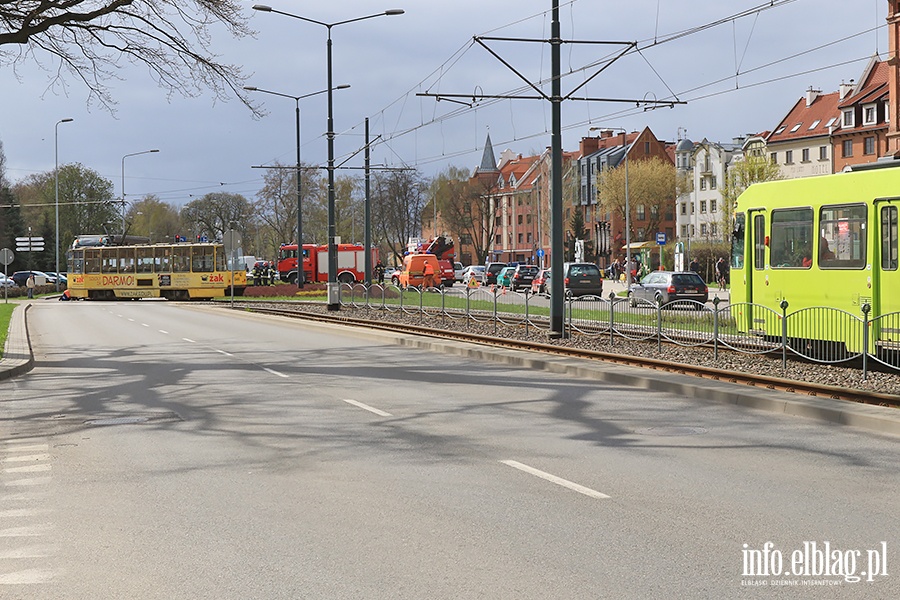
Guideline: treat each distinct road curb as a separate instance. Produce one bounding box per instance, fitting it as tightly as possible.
[0,302,34,382]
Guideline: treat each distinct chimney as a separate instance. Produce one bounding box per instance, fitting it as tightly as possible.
[839,80,855,100]
[806,86,821,107]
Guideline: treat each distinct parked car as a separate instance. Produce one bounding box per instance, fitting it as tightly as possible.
[531,269,551,294]
[496,266,516,288]
[510,264,539,291]
[484,262,508,285]
[453,262,465,282]
[0,273,16,288]
[460,265,485,286]
[383,266,397,280]
[562,262,603,297]
[11,270,52,287]
[46,271,67,284]
[628,270,709,308]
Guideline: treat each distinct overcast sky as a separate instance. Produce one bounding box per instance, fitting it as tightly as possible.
[0,0,890,207]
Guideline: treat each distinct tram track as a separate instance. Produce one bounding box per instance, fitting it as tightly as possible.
[228,302,900,410]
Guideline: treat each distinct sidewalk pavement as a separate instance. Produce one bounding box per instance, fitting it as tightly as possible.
[4,299,899,437]
[0,301,33,382]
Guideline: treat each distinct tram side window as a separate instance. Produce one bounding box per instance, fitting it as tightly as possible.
[770,208,813,269]
[215,247,225,272]
[85,249,101,274]
[731,213,745,269]
[118,248,136,274]
[100,250,117,273]
[882,205,898,271]
[70,250,84,274]
[155,247,173,273]
[191,246,214,272]
[173,247,191,273]
[136,247,153,273]
[819,204,866,269]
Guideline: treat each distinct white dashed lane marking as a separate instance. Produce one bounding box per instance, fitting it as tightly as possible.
[501,460,610,500]
[342,399,392,417]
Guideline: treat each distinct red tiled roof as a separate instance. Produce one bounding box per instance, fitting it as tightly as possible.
[766,91,841,144]
[838,60,888,108]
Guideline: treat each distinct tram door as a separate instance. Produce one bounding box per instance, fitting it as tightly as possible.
[875,203,900,323]
[744,210,769,334]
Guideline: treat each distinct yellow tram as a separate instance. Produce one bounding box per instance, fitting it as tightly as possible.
[67,240,246,300]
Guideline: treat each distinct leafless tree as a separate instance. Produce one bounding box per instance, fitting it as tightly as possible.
[0,1,259,113]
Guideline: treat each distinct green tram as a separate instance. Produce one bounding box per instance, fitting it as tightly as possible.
[730,161,899,353]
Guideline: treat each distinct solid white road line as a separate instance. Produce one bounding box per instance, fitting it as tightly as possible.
[500,460,610,499]
[182,338,195,343]
[342,399,392,417]
[159,330,169,334]
[215,349,233,356]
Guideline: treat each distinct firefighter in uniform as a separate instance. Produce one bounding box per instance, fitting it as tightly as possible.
[253,263,262,286]
[267,262,276,286]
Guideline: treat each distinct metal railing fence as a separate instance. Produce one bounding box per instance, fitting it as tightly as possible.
[338,284,896,379]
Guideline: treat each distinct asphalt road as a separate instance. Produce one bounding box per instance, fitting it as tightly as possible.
[1,302,897,599]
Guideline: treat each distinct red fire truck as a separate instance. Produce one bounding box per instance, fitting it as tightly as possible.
[277,243,376,285]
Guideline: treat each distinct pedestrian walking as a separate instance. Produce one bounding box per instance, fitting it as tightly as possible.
[715,257,728,291]
[689,258,700,274]
[26,274,35,299]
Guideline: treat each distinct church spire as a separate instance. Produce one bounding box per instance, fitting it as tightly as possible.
[478,132,499,172]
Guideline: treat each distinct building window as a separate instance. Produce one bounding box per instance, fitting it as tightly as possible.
[785,150,793,164]
[700,200,707,213]
[699,178,707,191]
[650,205,658,217]
[819,146,828,160]
[842,109,855,128]
[711,223,718,236]
[701,224,708,235]
[710,199,717,213]
[680,202,687,215]
[681,225,689,237]
[770,152,777,164]
[711,176,717,190]
[636,205,646,220]
[864,136,876,155]
[864,104,877,125]
[518,233,523,244]
[495,234,502,245]
[842,140,853,158]
[526,214,532,224]
[495,216,501,226]
[527,232,532,243]
[802,148,810,162]
[644,141,651,153]
[517,214,523,224]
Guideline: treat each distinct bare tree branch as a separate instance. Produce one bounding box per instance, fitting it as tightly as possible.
[0,1,261,114]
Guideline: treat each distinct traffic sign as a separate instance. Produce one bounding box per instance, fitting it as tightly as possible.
[0,248,13,266]
[16,236,45,252]
[656,232,667,245]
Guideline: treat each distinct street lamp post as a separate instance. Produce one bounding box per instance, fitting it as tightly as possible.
[121,149,160,238]
[55,118,73,292]
[243,84,350,288]
[253,5,404,310]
